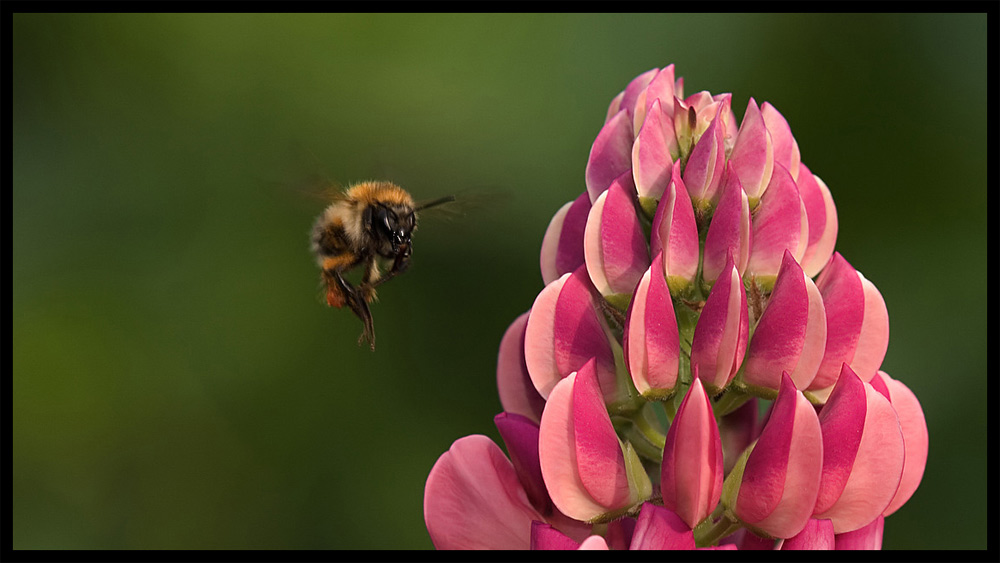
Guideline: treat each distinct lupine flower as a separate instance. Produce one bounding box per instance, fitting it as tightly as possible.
[424,64,926,550]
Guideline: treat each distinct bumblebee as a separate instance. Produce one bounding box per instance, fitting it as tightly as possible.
[311,181,454,350]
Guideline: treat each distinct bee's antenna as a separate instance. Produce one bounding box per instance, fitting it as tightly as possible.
[415,195,457,211]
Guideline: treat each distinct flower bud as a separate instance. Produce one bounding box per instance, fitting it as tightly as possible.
[796,164,838,278]
[632,98,675,201]
[586,109,634,202]
[584,172,649,297]
[813,364,904,533]
[743,250,827,394]
[497,312,545,423]
[691,251,749,394]
[724,372,823,539]
[538,358,653,523]
[659,379,724,529]
[729,97,775,208]
[702,164,752,286]
[539,191,591,285]
[623,252,680,399]
[760,102,801,181]
[649,166,699,295]
[746,162,808,289]
[873,371,928,517]
[683,105,727,212]
[628,503,696,550]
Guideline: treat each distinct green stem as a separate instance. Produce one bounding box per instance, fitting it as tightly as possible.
[693,513,741,548]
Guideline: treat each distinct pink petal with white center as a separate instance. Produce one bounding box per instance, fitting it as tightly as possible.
[649,166,699,294]
[540,191,591,285]
[524,274,569,399]
[746,162,808,287]
[796,164,838,278]
[497,312,545,423]
[810,253,890,398]
[873,371,928,517]
[424,434,543,549]
[814,365,904,533]
[585,109,634,202]
[530,521,580,550]
[778,518,834,550]
[554,266,620,401]
[702,164,752,286]
[583,172,649,296]
[642,64,677,124]
[623,252,680,397]
[629,503,697,550]
[743,250,827,392]
[682,107,726,210]
[834,515,884,549]
[761,102,801,180]
[732,372,823,539]
[632,98,676,200]
[659,379,724,529]
[729,97,775,207]
[577,536,610,550]
[572,358,632,509]
[620,68,659,122]
[691,252,749,394]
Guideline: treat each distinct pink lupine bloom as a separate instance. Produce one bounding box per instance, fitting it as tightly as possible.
[424,64,926,550]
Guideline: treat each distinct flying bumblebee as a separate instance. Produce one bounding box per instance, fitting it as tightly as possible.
[311,181,455,350]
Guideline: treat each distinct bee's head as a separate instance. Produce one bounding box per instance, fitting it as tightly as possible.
[371,204,415,257]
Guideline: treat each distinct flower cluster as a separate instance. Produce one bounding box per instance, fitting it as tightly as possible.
[423,64,928,550]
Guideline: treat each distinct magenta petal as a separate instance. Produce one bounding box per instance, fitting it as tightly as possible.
[623,252,680,396]
[734,372,823,539]
[577,536,610,550]
[691,252,749,394]
[642,64,677,123]
[761,102,801,180]
[584,172,649,296]
[497,312,546,423]
[629,503,697,550]
[702,164,752,285]
[743,250,826,392]
[620,68,659,123]
[495,412,549,516]
[530,521,580,550]
[814,365,904,533]
[585,109,634,202]
[572,358,631,509]
[553,266,618,401]
[796,164,838,278]
[811,253,889,397]
[632,98,675,200]
[834,515,884,550]
[649,166,699,293]
[605,517,636,550]
[683,108,727,209]
[729,97,775,206]
[875,371,928,516]
[779,518,834,550]
[746,162,807,286]
[539,191,591,285]
[720,396,760,475]
[424,435,542,549]
[659,379,724,529]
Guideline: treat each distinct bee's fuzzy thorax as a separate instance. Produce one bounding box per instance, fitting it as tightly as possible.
[347,181,415,208]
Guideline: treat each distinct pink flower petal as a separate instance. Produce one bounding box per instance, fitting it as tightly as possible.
[660,379,724,529]
[734,372,823,539]
[620,68,659,124]
[572,359,631,509]
[554,266,619,401]
[874,371,928,516]
[530,521,580,550]
[683,107,727,211]
[719,396,760,475]
[649,165,699,293]
[586,109,634,202]
[629,503,697,550]
[524,275,569,399]
[577,535,610,550]
[746,162,808,287]
[691,252,749,394]
[497,312,545,423]
[778,518,834,550]
[761,102,801,180]
[702,164,752,285]
[495,412,549,516]
[623,252,680,396]
[743,250,827,392]
[642,64,677,125]
[584,172,649,296]
[424,435,543,549]
[729,97,775,207]
[814,365,904,533]
[632,98,675,200]
[539,191,591,285]
[834,515,884,550]
[796,164,838,278]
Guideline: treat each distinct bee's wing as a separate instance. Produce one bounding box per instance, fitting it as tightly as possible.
[413,188,509,222]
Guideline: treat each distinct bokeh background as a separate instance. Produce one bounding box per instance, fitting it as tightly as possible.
[13,13,988,550]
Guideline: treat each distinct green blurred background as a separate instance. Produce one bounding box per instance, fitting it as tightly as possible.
[12,13,987,550]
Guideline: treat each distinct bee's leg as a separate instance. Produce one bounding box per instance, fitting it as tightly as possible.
[372,244,411,289]
[360,255,380,304]
[330,271,376,350]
